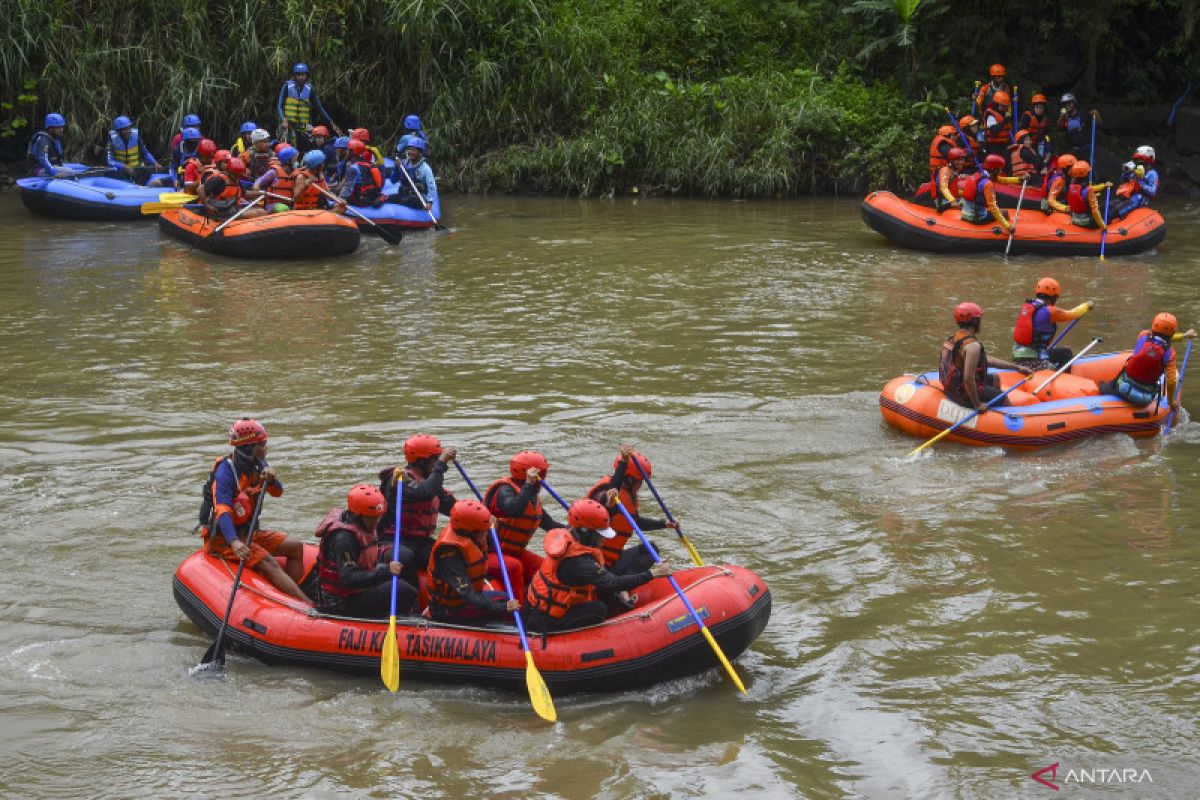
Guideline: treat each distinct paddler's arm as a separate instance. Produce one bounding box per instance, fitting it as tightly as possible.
[1050,301,1095,322]
[1089,182,1113,228]
[984,183,1012,231]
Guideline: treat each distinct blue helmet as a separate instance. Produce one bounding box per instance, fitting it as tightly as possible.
[240,121,257,134]
[334,136,350,149]
[113,115,133,131]
[293,63,309,74]
[405,137,427,153]
[276,146,299,163]
[182,126,202,141]
[403,114,422,130]
[45,113,66,128]
[183,114,201,127]
[303,150,326,169]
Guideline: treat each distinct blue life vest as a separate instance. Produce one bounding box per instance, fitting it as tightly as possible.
[27,131,64,173]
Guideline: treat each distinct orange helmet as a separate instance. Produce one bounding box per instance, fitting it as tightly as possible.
[989,63,1006,78]
[1152,312,1178,337]
[213,149,232,164]
[568,498,613,534]
[310,125,330,138]
[350,127,370,142]
[1070,161,1090,178]
[616,451,652,481]
[403,433,443,462]
[1056,154,1077,171]
[1031,93,1048,104]
[959,115,978,128]
[347,484,387,517]
[229,418,267,446]
[1035,277,1061,298]
[509,450,549,481]
[938,124,955,137]
[1014,128,1030,142]
[954,302,983,323]
[273,142,288,154]
[347,139,366,156]
[450,499,491,532]
[992,91,1011,106]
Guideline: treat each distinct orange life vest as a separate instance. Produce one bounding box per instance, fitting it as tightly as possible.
[928,132,956,174]
[1009,143,1035,178]
[484,477,542,557]
[199,455,269,537]
[314,508,383,604]
[292,167,326,210]
[524,529,603,620]
[267,157,296,199]
[984,104,1012,145]
[586,478,639,566]
[204,172,242,216]
[1024,111,1048,144]
[428,525,489,611]
[1116,179,1136,199]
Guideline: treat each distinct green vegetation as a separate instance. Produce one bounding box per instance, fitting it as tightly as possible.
[2,0,1196,195]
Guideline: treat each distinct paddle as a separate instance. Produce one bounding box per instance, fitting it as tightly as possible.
[1048,317,1082,350]
[55,174,116,199]
[906,337,1102,458]
[192,487,267,675]
[140,193,198,215]
[1163,339,1194,436]
[539,479,747,696]
[971,81,981,117]
[626,455,704,567]
[1088,115,1097,182]
[944,107,984,174]
[314,184,402,245]
[1005,179,1028,257]
[213,196,265,235]
[394,161,450,233]
[1031,338,1102,393]
[1099,187,1112,261]
[1009,85,1019,146]
[381,466,405,692]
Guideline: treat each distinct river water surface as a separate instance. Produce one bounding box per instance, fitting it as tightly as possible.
[1,193,1198,798]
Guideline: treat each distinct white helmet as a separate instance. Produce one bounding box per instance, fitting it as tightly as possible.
[250,128,271,143]
[1123,161,1136,172]
[1134,145,1156,162]
[1060,92,1076,105]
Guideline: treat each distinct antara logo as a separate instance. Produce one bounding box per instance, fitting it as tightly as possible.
[1031,762,1153,790]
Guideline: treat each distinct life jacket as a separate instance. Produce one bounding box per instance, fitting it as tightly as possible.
[586,478,638,567]
[524,528,602,620]
[928,132,956,174]
[292,167,327,210]
[983,104,1012,145]
[428,525,488,611]
[349,160,383,205]
[398,466,440,540]
[939,330,987,399]
[181,156,203,188]
[1061,112,1087,147]
[1124,334,1172,387]
[247,149,274,180]
[934,164,962,205]
[1024,111,1048,144]
[367,145,385,165]
[976,81,1009,114]
[1116,180,1136,199]
[959,173,991,221]
[314,508,383,605]
[266,157,296,199]
[1067,183,1096,226]
[206,173,242,215]
[198,455,267,537]
[108,128,144,167]
[1009,144,1035,178]
[1013,299,1054,349]
[282,80,313,127]
[172,143,199,179]
[397,159,429,197]
[484,476,542,557]
[28,131,64,173]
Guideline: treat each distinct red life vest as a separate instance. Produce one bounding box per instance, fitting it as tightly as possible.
[428,525,488,611]
[314,508,383,604]
[524,528,603,619]
[1067,183,1089,215]
[484,476,542,557]
[399,465,440,540]
[292,167,326,210]
[1116,179,1136,199]
[1124,334,1171,385]
[586,478,639,567]
[350,159,383,204]
[928,132,956,173]
[939,330,987,398]
[1013,299,1054,348]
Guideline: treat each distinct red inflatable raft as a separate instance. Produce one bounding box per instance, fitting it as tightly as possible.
[159,207,360,259]
[911,178,1045,210]
[879,351,1169,451]
[862,191,1165,256]
[173,544,771,693]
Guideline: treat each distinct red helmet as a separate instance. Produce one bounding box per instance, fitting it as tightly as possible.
[947,147,968,162]
[197,139,217,157]
[347,483,387,516]
[403,433,443,462]
[983,154,1006,171]
[347,139,366,156]
[568,498,612,531]
[450,499,492,532]
[231,491,255,525]
[1055,154,1077,171]
[1152,312,1178,337]
[1035,277,1061,297]
[989,63,1006,78]
[350,127,370,142]
[509,450,549,480]
[954,302,983,323]
[213,149,232,164]
[229,418,267,446]
[227,157,247,175]
[615,451,652,480]
[310,125,330,138]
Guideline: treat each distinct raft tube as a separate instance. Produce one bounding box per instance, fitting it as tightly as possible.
[158,207,360,259]
[346,181,442,234]
[173,544,771,694]
[861,191,1165,256]
[879,351,1169,451]
[18,175,176,221]
[911,178,1045,210]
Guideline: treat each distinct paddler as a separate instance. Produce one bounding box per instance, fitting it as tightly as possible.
[427,500,520,625]
[377,434,457,590]
[1099,313,1197,409]
[28,113,70,177]
[483,451,564,593]
[940,302,1031,412]
[587,445,678,579]
[1012,277,1095,370]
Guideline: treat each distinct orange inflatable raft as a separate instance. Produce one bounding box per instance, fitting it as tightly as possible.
[173,544,771,693]
[159,207,360,258]
[879,351,1169,450]
[861,191,1165,256]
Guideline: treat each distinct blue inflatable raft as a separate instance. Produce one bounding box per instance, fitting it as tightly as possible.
[18,172,178,221]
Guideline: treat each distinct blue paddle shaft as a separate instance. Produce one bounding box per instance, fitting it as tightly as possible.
[945,109,984,173]
[1100,187,1112,257]
[1164,340,1194,435]
[629,457,687,540]
[1048,318,1080,350]
[388,468,404,616]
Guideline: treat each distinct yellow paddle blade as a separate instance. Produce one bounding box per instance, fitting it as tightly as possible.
[381,616,400,692]
[681,536,704,567]
[700,627,747,695]
[524,650,557,722]
[906,425,954,459]
[158,192,196,202]
[140,200,193,215]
